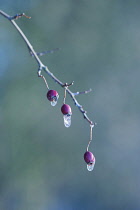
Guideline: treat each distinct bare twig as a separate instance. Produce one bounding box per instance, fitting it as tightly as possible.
[10,13,31,20]
[30,48,60,57]
[73,88,92,96]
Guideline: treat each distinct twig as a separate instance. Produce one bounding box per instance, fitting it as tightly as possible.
[73,88,92,96]
[30,48,60,57]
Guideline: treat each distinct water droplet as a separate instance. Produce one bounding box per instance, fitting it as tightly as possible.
[63,114,71,127]
[51,100,57,106]
[87,162,95,171]
[50,95,59,106]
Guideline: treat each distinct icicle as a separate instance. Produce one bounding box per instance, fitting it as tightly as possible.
[87,161,95,171]
[87,162,95,171]
[63,114,71,127]
[51,100,58,106]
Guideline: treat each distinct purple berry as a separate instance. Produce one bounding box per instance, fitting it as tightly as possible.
[84,151,95,164]
[47,90,59,101]
[61,104,72,115]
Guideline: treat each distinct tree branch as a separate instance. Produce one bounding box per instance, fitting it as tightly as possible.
[0,10,95,127]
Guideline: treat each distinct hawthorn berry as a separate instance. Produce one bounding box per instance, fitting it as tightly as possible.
[84,151,95,171]
[47,90,59,106]
[61,104,72,115]
[61,104,72,127]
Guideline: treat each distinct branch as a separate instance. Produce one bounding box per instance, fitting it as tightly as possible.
[0,10,95,127]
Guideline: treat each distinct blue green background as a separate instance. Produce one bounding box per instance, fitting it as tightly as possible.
[0,1,140,209]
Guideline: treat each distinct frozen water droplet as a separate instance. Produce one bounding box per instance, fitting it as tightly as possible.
[50,95,59,106]
[87,162,95,171]
[51,100,57,106]
[63,114,71,127]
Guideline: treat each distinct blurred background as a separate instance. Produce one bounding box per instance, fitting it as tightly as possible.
[0,1,140,209]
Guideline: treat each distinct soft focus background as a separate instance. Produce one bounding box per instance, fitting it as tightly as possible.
[0,1,140,210]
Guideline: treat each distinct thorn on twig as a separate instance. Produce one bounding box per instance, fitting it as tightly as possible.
[62,81,74,88]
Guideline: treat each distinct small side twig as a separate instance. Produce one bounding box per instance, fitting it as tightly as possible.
[30,48,60,57]
[73,88,92,96]
[10,13,31,20]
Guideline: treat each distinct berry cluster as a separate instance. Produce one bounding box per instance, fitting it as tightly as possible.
[46,89,72,128]
[46,88,95,171]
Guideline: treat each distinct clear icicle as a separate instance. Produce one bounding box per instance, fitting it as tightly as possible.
[63,114,71,127]
[51,100,57,106]
[50,95,59,106]
[87,162,95,171]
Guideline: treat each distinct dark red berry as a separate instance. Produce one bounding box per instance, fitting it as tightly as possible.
[84,151,95,164]
[47,90,59,101]
[61,104,72,115]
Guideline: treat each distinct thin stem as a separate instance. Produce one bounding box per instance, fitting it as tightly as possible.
[87,124,95,151]
[0,10,95,126]
[63,88,67,104]
[38,70,49,89]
